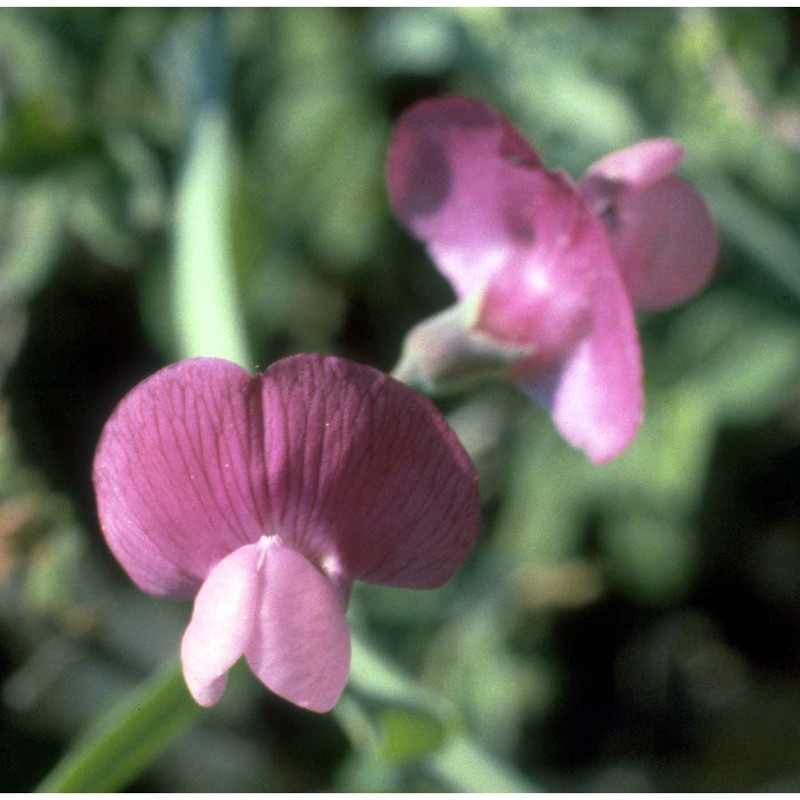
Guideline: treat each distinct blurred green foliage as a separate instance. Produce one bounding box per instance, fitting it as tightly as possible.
[2,7,800,792]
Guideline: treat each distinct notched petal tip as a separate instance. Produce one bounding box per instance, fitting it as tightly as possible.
[261,354,481,592]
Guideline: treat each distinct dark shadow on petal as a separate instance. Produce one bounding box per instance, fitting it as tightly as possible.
[397,137,451,218]
[504,201,536,245]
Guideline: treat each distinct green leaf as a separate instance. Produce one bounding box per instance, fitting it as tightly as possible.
[707,178,800,305]
[346,632,541,790]
[429,735,543,793]
[377,706,447,762]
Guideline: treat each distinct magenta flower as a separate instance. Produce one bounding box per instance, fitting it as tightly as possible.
[388,96,718,464]
[93,354,479,712]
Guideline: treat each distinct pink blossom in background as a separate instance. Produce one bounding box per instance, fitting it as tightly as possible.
[388,96,718,464]
[93,354,480,713]
[579,138,719,311]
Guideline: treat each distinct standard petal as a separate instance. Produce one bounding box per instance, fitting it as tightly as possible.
[519,222,643,464]
[93,358,269,597]
[388,96,548,299]
[245,538,350,713]
[603,176,719,311]
[260,354,480,590]
[181,540,263,707]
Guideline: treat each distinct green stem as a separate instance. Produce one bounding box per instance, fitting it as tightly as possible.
[36,658,201,793]
[172,10,251,366]
[38,636,539,793]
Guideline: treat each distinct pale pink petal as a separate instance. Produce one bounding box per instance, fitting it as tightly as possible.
[475,174,595,366]
[388,96,547,299]
[583,138,684,188]
[518,222,643,464]
[259,354,480,589]
[93,359,269,598]
[580,139,718,310]
[182,537,351,712]
[603,176,719,310]
[181,540,263,707]
[245,538,350,713]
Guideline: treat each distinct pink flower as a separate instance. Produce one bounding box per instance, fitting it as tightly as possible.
[579,139,719,311]
[388,97,718,464]
[93,354,480,712]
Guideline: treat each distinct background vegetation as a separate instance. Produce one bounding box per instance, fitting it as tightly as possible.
[2,8,800,792]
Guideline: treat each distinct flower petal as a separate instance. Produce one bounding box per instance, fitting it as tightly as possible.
[519,222,643,464]
[181,540,263,707]
[388,96,546,299]
[475,172,595,365]
[580,140,718,311]
[583,138,685,189]
[245,537,350,713]
[601,176,719,311]
[259,354,480,589]
[93,358,269,598]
